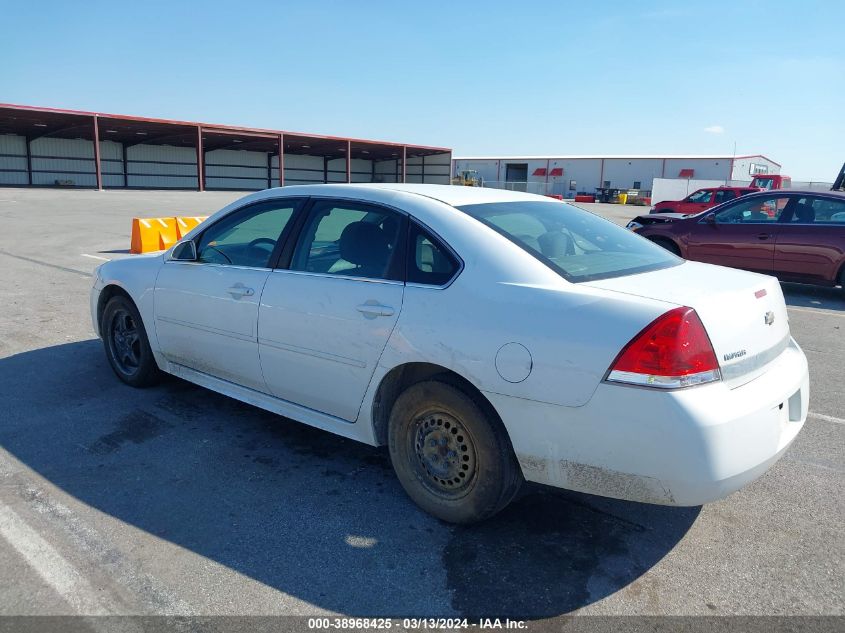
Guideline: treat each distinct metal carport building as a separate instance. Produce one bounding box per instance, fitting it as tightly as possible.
[0,103,452,191]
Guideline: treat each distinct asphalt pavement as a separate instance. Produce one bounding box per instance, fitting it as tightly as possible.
[0,189,841,622]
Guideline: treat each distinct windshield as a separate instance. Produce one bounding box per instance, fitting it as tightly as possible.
[456,201,681,282]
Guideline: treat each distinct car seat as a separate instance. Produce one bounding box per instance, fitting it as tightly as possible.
[339,221,391,278]
[538,231,575,258]
[794,200,816,224]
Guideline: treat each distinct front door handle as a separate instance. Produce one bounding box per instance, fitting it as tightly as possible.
[356,303,394,317]
[756,233,771,240]
[227,284,255,298]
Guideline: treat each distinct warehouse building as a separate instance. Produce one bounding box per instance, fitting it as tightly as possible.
[452,154,781,197]
[0,103,451,190]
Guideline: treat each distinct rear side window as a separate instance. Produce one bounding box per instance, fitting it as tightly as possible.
[788,197,845,224]
[407,222,460,286]
[290,200,405,281]
[456,201,679,283]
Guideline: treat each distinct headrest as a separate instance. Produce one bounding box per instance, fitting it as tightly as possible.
[339,221,390,269]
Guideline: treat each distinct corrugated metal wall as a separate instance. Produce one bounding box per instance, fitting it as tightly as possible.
[0,134,28,185]
[30,137,96,187]
[406,152,451,185]
[374,159,399,183]
[1,130,452,189]
[127,144,197,189]
[206,149,269,190]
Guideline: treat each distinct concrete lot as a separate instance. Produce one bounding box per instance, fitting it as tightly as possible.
[0,188,842,619]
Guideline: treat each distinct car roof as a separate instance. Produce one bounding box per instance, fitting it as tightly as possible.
[743,188,845,198]
[267,183,543,207]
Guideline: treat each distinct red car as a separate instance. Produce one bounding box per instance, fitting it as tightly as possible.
[628,190,845,288]
[651,186,759,214]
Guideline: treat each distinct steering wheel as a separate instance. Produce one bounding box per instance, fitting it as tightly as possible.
[247,237,277,250]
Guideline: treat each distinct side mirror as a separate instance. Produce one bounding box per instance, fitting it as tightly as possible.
[170,240,197,261]
[705,213,716,224]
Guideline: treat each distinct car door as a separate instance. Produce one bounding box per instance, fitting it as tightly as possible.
[257,198,406,422]
[685,193,793,274]
[679,189,713,214]
[154,198,304,391]
[773,195,845,283]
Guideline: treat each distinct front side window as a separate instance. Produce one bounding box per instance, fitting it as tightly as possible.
[407,222,459,286]
[687,190,713,203]
[196,200,300,267]
[291,200,405,280]
[456,201,679,283]
[714,195,789,224]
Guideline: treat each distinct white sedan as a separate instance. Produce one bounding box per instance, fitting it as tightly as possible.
[91,184,809,523]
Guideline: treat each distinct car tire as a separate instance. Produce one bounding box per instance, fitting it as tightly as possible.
[388,380,523,524]
[102,295,161,388]
[649,236,682,257]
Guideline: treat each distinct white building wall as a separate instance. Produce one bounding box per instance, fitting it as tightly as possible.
[547,158,602,194]
[731,156,780,181]
[601,159,664,190]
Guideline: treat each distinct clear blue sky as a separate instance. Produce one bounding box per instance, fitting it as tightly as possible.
[2,0,842,180]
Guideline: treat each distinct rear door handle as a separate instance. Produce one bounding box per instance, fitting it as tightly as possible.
[756,233,771,240]
[227,284,254,298]
[356,303,394,317]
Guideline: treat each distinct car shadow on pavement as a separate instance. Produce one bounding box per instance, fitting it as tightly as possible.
[781,282,845,312]
[0,340,700,619]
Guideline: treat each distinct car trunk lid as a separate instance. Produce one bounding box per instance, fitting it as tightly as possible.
[583,261,790,388]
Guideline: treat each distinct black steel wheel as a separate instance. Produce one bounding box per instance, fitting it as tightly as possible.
[411,411,478,499]
[102,295,160,388]
[388,380,522,524]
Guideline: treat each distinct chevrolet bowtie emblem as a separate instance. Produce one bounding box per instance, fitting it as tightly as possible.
[764,311,775,326]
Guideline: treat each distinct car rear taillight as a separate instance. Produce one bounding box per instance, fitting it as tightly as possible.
[606,306,721,389]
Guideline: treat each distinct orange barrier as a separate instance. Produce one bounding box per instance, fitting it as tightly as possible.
[130,216,208,254]
[175,216,208,239]
[130,217,179,254]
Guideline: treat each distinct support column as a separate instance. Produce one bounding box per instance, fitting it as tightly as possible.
[401,146,407,183]
[196,126,204,191]
[25,136,32,186]
[122,143,128,188]
[92,115,103,190]
[421,155,426,184]
[278,134,285,187]
[323,157,329,183]
[266,152,272,189]
[346,140,351,183]
[545,158,550,194]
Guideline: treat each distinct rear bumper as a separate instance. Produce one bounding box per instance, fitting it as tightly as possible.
[486,337,809,506]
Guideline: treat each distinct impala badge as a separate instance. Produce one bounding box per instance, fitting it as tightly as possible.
[764,311,775,326]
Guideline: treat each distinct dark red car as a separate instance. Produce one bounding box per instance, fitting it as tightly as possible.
[627,190,845,288]
[650,186,759,214]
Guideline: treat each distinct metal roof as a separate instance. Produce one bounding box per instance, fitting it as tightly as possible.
[454,154,778,162]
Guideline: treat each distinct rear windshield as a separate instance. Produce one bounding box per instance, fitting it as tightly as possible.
[456,200,681,283]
